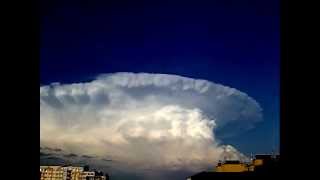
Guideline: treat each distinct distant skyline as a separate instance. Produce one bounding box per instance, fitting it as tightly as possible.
[40,0,279,179]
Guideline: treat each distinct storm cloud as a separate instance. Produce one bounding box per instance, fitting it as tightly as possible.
[40,72,262,176]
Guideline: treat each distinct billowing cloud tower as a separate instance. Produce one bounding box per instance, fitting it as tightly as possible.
[40,72,262,178]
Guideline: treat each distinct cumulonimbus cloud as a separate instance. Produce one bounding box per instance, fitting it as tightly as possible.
[40,72,262,173]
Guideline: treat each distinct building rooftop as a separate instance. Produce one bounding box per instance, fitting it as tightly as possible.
[223,160,242,164]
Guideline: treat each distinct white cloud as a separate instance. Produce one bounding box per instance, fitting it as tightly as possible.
[40,72,262,173]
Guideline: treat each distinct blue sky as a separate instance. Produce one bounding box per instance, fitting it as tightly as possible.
[40,0,279,155]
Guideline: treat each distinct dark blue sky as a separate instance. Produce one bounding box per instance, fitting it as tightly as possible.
[40,0,279,155]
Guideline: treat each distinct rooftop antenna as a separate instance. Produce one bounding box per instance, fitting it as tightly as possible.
[271,80,279,158]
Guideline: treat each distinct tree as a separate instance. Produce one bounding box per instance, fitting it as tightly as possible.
[84,165,90,171]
